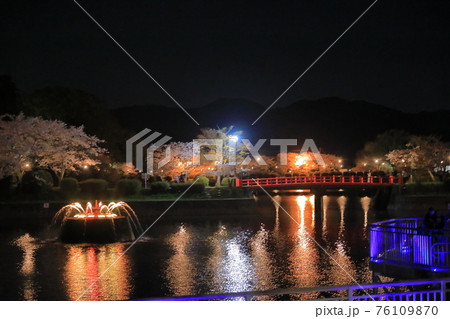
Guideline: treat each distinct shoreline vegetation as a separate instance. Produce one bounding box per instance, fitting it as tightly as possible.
[0,183,254,204]
[1,182,449,226]
[1,181,449,205]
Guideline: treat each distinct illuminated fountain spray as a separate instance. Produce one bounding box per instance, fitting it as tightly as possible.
[53,201,143,243]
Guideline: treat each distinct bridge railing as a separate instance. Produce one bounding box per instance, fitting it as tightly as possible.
[370,218,450,271]
[146,277,450,301]
[236,175,403,187]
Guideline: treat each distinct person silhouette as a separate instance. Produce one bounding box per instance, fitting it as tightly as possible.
[424,207,438,229]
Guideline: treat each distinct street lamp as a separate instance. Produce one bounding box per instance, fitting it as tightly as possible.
[229,135,239,177]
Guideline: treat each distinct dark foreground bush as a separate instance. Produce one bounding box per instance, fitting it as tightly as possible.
[22,170,54,194]
[170,182,205,194]
[0,176,14,198]
[115,179,142,196]
[208,176,217,186]
[140,188,153,196]
[79,179,108,197]
[404,181,446,195]
[208,187,250,198]
[150,181,170,194]
[444,179,450,192]
[60,177,79,197]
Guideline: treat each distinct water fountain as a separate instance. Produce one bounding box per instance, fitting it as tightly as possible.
[52,201,143,243]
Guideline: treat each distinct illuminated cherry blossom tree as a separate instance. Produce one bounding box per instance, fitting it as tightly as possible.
[0,113,105,181]
[276,152,342,175]
[196,127,247,185]
[386,135,449,182]
[151,141,195,178]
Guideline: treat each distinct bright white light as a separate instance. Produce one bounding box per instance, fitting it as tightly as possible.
[230,135,239,142]
[295,155,306,166]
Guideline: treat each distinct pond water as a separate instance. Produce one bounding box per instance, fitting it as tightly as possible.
[0,194,389,300]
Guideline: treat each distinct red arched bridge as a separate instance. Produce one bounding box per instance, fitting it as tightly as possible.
[235,176,403,188]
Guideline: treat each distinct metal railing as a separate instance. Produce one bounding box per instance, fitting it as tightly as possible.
[146,277,450,301]
[370,218,450,271]
[236,176,403,187]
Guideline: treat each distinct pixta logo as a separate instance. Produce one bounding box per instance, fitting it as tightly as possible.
[126,129,172,175]
[126,128,325,175]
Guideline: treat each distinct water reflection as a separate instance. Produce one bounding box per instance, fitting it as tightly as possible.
[309,195,315,226]
[205,225,228,292]
[165,224,196,296]
[271,195,285,255]
[206,227,254,293]
[272,195,281,234]
[296,196,307,227]
[360,196,371,234]
[221,233,254,292]
[326,241,358,297]
[322,195,329,239]
[64,244,132,300]
[5,193,377,300]
[249,224,276,294]
[285,196,320,299]
[13,234,40,300]
[337,196,347,238]
[288,229,320,288]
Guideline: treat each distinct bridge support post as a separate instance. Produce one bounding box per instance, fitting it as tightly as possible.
[314,189,325,219]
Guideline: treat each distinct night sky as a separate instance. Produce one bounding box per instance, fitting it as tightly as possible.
[1,0,449,112]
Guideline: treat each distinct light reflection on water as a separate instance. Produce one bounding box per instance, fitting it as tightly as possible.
[64,244,132,300]
[164,224,196,296]
[8,194,376,300]
[322,195,329,239]
[361,196,371,234]
[206,228,254,293]
[13,234,40,300]
[250,225,275,292]
[337,195,347,237]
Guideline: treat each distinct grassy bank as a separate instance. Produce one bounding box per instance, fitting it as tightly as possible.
[401,181,450,195]
[0,186,253,204]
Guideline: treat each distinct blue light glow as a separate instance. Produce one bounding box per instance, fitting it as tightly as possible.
[371,258,383,263]
[370,218,450,273]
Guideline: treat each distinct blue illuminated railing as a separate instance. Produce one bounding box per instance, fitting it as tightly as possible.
[370,218,450,272]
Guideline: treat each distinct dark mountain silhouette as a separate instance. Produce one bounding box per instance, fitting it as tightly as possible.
[6,76,447,162]
[112,97,450,160]
[112,98,265,143]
